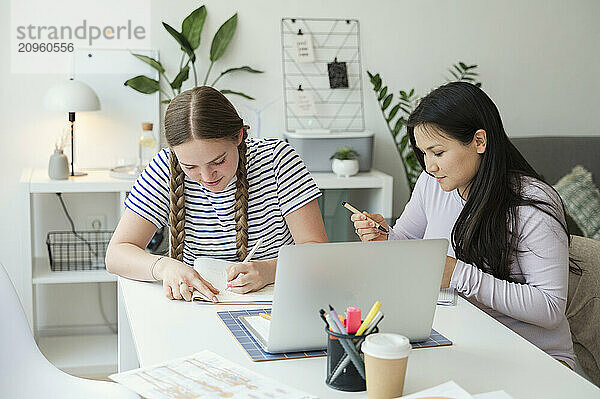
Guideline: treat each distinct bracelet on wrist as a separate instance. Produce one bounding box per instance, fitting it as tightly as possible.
[149,256,165,281]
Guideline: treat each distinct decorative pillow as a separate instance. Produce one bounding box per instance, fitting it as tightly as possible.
[554,166,600,240]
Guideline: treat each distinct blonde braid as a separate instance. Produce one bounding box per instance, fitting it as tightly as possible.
[234,128,249,261]
[169,149,186,262]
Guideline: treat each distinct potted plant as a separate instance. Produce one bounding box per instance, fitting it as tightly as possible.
[124,5,263,103]
[330,146,360,178]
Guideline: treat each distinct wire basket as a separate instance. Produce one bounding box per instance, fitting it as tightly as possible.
[46,230,114,271]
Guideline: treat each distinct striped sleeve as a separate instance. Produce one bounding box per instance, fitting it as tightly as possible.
[272,140,322,216]
[124,149,170,228]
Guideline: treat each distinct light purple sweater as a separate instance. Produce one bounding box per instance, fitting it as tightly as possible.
[389,172,576,368]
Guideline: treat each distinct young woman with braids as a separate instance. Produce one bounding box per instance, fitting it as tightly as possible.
[351,82,576,368]
[106,86,327,303]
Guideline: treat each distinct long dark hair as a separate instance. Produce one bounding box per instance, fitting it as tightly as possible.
[164,86,250,262]
[407,82,573,281]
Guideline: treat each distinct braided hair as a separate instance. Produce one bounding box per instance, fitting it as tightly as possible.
[233,129,249,261]
[164,86,249,262]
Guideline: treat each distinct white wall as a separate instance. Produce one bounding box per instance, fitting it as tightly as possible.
[1,0,599,331]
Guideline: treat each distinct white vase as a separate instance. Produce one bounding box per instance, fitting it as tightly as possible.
[48,149,69,180]
[331,159,359,178]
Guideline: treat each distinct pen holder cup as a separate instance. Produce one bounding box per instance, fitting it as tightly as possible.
[325,325,379,392]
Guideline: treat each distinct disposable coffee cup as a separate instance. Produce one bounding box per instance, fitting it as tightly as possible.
[361,333,411,398]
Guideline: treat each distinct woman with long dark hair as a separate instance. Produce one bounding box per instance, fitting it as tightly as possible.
[352,82,575,368]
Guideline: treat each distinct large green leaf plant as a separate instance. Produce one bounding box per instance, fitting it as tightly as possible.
[125,6,263,103]
[367,62,481,192]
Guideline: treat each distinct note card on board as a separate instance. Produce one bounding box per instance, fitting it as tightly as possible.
[293,34,315,63]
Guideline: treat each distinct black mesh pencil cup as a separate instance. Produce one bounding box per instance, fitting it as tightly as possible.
[325,325,379,392]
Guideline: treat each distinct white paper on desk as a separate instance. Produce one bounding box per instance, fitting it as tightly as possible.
[193,258,274,303]
[437,288,457,306]
[473,391,513,399]
[110,350,316,399]
[401,380,474,399]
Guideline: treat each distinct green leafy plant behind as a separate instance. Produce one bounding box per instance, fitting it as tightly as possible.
[124,5,263,103]
[330,146,360,161]
[446,62,482,87]
[367,62,481,192]
[182,6,207,50]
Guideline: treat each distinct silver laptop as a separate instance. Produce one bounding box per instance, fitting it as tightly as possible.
[250,239,448,353]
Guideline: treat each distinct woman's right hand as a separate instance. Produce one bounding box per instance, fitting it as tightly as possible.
[154,257,219,302]
[351,211,390,242]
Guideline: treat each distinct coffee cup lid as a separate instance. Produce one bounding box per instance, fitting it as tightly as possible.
[361,333,411,359]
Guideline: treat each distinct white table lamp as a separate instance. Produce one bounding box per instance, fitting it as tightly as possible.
[44,78,101,176]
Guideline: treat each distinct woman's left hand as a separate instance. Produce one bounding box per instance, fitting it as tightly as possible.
[226,258,277,294]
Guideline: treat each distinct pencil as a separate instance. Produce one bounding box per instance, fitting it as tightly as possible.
[355,300,382,336]
[228,237,265,289]
[243,237,265,263]
[341,201,388,233]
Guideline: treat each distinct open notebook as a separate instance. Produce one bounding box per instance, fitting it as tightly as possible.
[192,258,274,304]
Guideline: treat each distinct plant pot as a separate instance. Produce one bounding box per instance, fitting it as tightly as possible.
[332,159,359,178]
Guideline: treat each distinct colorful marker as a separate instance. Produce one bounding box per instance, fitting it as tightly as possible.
[346,306,361,334]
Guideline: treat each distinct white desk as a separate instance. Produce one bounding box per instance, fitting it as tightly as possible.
[118,278,599,398]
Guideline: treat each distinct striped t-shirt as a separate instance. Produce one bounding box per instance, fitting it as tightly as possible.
[124,137,322,266]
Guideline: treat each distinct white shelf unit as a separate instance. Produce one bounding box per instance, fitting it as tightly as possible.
[33,257,117,284]
[311,169,393,218]
[21,168,133,376]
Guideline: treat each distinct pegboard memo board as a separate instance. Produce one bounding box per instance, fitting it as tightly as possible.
[281,18,365,132]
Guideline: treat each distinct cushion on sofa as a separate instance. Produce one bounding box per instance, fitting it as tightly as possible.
[554,166,600,240]
[567,235,600,386]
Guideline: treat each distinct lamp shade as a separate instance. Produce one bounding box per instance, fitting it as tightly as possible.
[44,78,101,112]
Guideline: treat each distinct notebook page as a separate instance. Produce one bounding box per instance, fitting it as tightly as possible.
[192,258,274,303]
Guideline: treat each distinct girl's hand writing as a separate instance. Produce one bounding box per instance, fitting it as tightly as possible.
[226,258,276,294]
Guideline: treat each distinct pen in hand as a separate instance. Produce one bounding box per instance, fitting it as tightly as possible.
[227,237,264,290]
[341,201,388,233]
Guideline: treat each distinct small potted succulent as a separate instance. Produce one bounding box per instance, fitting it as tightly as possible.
[330,146,360,177]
